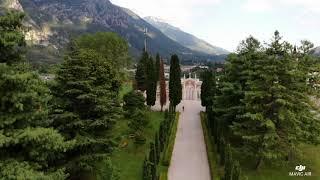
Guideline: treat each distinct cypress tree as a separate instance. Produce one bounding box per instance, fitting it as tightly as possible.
[201,70,215,109]
[155,53,161,82]
[159,59,167,111]
[148,142,157,180]
[155,133,160,164]
[135,52,149,91]
[232,161,241,180]
[224,143,233,180]
[146,56,157,106]
[169,54,182,111]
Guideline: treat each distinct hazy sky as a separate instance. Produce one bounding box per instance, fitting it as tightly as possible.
[110,0,320,52]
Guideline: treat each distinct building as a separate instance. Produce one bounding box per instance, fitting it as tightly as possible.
[155,72,202,103]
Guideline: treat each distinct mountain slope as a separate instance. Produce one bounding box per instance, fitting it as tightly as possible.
[1,0,226,64]
[144,16,229,55]
[314,46,320,56]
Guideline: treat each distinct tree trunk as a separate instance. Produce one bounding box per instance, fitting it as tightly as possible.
[161,105,163,112]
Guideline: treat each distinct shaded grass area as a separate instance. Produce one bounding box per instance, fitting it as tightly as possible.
[160,113,180,179]
[111,111,164,180]
[200,112,320,180]
[119,82,133,101]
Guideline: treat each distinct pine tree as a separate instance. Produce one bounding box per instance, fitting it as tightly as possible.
[0,11,26,64]
[123,90,145,117]
[231,32,320,169]
[0,12,72,179]
[169,54,182,110]
[135,52,149,91]
[0,64,73,179]
[159,59,167,111]
[146,56,157,106]
[50,42,121,177]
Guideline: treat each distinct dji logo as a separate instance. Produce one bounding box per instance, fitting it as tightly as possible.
[295,165,306,172]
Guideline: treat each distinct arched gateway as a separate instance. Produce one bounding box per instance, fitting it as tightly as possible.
[156,73,202,102]
[182,73,202,101]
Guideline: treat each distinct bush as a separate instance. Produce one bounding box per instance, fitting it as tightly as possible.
[123,90,145,117]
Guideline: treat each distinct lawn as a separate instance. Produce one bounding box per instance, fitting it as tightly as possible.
[111,111,164,180]
[119,82,133,101]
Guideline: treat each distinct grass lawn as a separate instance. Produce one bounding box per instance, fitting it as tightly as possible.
[200,112,320,180]
[111,111,164,180]
[119,82,133,101]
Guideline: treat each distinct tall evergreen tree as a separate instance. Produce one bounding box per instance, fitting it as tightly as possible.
[135,52,149,91]
[155,53,161,82]
[231,32,320,169]
[0,11,26,64]
[201,70,216,110]
[146,56,157,107]
[169,54,182,110]
[50,42,121,177]
[0,12,73,179]
[159,59,167,111]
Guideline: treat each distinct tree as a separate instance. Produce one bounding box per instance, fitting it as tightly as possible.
[169,54,182,110]
[148,142,157,180]
[74,32,130,71]
[155,53,161,82]
[159,59,167,111]
[0,11,26,64]
[155,133,160,164]
[224,143,233,180]
[0,64,73,179]
[146,56,157,107]
[0,12,72,179]
[135,52,149,91]
[50,43,121,177]
[231,32,320,169]
[232,161,241,180]
[123,90,145,117]
[201,70,216,110]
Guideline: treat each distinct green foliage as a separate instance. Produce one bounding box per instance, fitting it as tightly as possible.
[74,32,130,70]
[159,59,167,111]
[208,31,320,174]
[135,51,149,91]
[224,143,233,180]
[155,133,160,164]
[201,70,216,108]
[232,161,241,180]
[123,90,145,116]
[169,54,182,108]
[96,157,120,180]
[0,63,73,179]
[155,53,161,82]
[146,56,157,106]
[0,11,26,64]
[50,40,122,176]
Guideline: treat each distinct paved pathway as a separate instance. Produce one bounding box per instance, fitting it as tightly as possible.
[168,100,211,180]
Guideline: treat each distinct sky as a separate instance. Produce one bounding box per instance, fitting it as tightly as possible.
[110,0,320,52]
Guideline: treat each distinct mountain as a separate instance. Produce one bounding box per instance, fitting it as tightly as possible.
[314,46,320,56]
[144,16,229,55]
[0,0,226,64]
